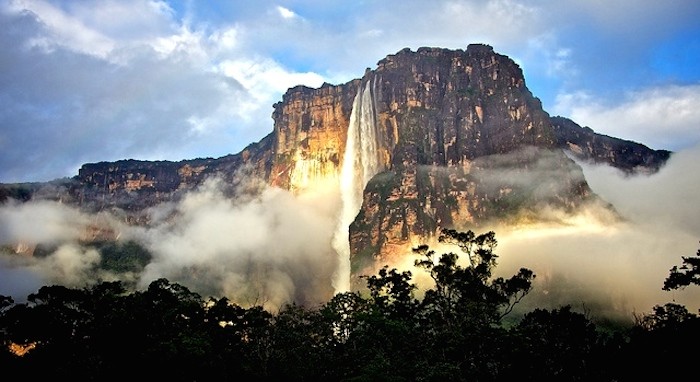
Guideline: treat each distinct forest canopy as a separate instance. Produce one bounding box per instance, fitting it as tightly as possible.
[1,229,699,381]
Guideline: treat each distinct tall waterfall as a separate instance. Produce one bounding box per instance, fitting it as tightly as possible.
[331,78,383,293]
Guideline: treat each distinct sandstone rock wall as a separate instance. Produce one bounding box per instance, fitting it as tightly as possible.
[347,44,580,270]
[3,44,671,279]
[269,81,360,193]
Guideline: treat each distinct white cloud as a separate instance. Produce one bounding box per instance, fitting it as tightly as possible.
[276,5,297,20]
[34,243,102,286]
[150,25,206,60]
[581,143,700,234]
[0,172,342,308]
[0,199,127,298]
[0,200,91,244]
[553,84,700,150]
[208,27,238,51]
[494,143,700,319]
[217,57,325,113]
[351,0,545,53]
[5,0,115,58]
[70,0,176,39]
[0,1,334,182]
[3,0,182,62]
[135,175,340,309]
[520,33,579,83]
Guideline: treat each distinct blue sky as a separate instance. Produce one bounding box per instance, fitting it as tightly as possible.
[1,0,700,182]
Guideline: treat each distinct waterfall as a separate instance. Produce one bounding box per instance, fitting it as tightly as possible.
[331,78,382,293]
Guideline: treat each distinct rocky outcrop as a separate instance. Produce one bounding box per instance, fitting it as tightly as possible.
[269,82,359,192]
[0,44,671,278]
[59,133,275,214]
[551,116,671,174]
[343,45,601,271]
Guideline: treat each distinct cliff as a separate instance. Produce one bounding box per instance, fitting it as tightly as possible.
[551,115,671,174]
[1,44,670,282]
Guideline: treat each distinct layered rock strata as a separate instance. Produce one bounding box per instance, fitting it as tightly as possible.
[1,44,671,278]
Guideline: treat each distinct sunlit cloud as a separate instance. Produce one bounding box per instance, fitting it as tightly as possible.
[2,0,697,182]
[494,144,700,319]
[0,0,699,319]
[0,1,333,182]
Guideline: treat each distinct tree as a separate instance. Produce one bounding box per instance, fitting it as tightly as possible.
[619,302,700,381]
[265,303,334,381]
[616,243,700,381]
[331,267,426,381]
[0,284,100,379]
[410,228,536,380]
[415,228,535,328]
[362,266,419,320]
[506,305,612,381]
[663,243,700,291]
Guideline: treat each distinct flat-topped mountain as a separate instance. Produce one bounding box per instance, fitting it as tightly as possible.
[0,44,671,289]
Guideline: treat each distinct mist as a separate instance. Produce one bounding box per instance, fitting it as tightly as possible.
[0,172,341,310]
[377,145,700,323]
[2,146,700,319]
[0,200,129,299]
[491,144,700,320]
[129,175,340,310]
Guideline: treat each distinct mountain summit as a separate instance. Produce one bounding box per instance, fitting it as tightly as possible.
[1,44,670,294]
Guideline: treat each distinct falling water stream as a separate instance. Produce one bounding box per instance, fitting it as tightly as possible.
[331,78,383,293]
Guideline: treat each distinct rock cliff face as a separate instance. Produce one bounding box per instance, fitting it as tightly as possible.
[551,116,670,174]
[267,45,669,276]
[1,44,670,279]
[336,45,598,272]
[268,81,360,192]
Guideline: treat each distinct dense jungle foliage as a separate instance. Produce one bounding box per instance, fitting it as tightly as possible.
[1,229,699,381]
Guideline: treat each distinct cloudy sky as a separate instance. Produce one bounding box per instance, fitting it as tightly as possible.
[1,0,699,183]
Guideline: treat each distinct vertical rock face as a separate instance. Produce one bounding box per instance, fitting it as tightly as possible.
[371,45,556,161]
[341,45,564,272]
[268,82,360,193]
[67,135,275,214]
[550,116,671,174]
[265,44,666,277]
[4,44,670,283]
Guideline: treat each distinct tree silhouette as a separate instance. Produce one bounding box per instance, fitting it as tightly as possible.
[6,229,699,381]
[663,243,700,291]
[414,228,535,328]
